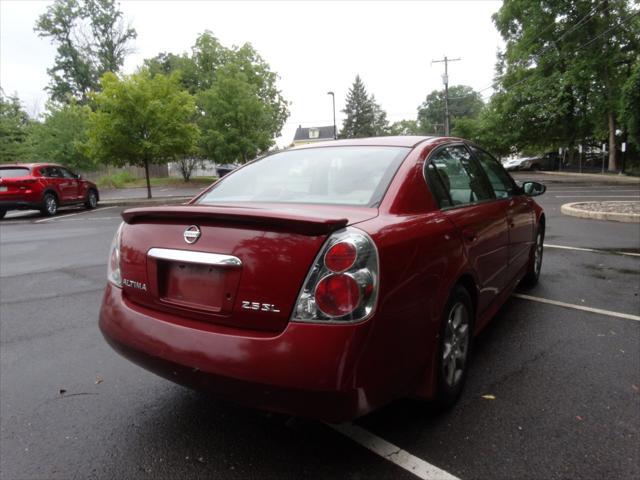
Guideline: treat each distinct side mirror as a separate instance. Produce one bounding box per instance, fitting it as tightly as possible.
[76,174,82,180]
[522,181,546,197]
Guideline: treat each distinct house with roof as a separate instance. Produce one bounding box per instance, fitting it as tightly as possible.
[292,125,336,146]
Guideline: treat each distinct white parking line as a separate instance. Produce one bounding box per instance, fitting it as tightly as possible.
[544,243,640,257]
[554,195,640,198]
[512,294,640,322]
[34,206,116,223]
[330,423,460,480]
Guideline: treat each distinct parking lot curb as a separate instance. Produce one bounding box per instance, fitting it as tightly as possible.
[561,201,640,223]
[100,196,192,207]
[537,171,640,184]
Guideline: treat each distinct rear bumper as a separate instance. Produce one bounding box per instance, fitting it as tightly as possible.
[99,283,375,422]
[0,200,41,211]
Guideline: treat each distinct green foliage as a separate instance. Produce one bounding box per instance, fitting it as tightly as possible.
[35,0,136,103]
[340,75,388,138]
[388,119,423,136]
[29,102,95,170]
[621,58,640,146]
[0,92,32,163]
[486,0,639,168]
[87,71,199,197]
[144,31,289,160]
[418,85,484,135]
[197,64,275,163]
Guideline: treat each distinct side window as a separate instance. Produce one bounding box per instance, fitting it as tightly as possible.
[48,167,63,178]
[60,168,76,179]
[428,145,493,206]
[470,146,516,199]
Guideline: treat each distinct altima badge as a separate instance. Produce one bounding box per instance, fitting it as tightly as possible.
[183,225,201,244]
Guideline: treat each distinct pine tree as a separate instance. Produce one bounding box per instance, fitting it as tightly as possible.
[340,75,378,138]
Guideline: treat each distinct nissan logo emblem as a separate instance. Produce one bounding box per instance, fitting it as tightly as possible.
[183,225,201,244]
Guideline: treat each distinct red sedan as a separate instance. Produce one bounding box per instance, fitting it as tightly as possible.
[99,136,546,422]
[0,163,99,218]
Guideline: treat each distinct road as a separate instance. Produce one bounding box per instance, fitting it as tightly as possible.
[0,176,638,479]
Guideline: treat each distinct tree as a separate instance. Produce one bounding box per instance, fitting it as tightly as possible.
[0,92,32,163]
[388,119,423,136]
[621,57,640,147]
[417,85,484,135]
[197,64,276,163]
[492,0,639,171]
[340,75,388,138]
[35,0,136,104]
[144,32,289,160]
[29,102,94,171]
[87,71,199,198]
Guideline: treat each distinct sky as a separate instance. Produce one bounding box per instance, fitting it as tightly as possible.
[0,0,504,147]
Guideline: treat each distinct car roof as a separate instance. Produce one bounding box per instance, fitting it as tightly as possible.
[289,135,458,150]
[0,163,62,169]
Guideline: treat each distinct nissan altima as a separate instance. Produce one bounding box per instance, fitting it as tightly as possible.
[99,136,546,422]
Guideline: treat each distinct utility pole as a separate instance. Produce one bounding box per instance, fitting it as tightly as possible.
[432,56,461,136]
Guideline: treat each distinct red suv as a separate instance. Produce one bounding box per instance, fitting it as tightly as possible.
[0,163,99,218]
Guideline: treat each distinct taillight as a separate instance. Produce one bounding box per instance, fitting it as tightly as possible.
[107,222,124,287]
[292,227,379,323]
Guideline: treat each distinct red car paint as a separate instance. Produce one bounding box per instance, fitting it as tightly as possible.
[99,136,545,422]
[0,163,99,217]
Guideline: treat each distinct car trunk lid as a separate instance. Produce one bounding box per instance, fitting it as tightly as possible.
[119,204,378,332]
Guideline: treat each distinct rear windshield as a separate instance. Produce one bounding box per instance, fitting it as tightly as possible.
[0,167,30,178]
[197,146,409,207]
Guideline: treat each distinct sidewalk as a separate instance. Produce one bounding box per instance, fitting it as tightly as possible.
[99,185,206,206]
[512,171,640,185]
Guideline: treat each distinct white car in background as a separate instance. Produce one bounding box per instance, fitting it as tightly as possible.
[502,156,536,171]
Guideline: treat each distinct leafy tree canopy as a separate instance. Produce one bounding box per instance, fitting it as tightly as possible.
[417,85,484,135]
[0,92,32,163]
[144,31,289,159]
[197,64,277,163]
[35,0,136,104]
[87,71,199,197]
[488,0,639,169]
[29,102,95,171]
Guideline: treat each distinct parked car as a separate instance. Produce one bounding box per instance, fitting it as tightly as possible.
[0,163,99,218]
[215,163,239,177]
[503,152,559,171]
[99,136,546,422]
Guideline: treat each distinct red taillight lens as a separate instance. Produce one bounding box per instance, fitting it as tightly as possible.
[314,274,361,317]
[324,241,357,272]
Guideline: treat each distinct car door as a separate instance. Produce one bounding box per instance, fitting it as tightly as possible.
[469,146,535,284]
[59,167,83,202]
[425,144,509,319]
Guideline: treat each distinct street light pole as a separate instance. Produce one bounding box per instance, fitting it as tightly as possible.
[432,56,461,136]
[327,91,336,139]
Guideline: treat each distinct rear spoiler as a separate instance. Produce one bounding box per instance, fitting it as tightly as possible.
[121,205,349,236]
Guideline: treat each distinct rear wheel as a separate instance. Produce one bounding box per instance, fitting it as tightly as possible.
[522,228,544,287]
[435,285,473,409]
[41,193,58,217]
[85,189,98,209]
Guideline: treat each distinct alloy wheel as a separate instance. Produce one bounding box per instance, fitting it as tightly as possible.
[442,302,470,388]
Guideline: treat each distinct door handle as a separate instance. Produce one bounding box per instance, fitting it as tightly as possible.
[462,228,478,243]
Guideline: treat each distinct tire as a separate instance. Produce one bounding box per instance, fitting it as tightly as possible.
[41,192,58,217]
[522,227,544,287]
[435,285,473,410]
[85,189,98,209]
[0,209,6,219]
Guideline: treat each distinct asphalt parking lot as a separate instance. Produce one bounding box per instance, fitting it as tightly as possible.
[1,174,638,480]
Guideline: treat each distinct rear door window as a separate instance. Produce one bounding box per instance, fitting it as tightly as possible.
[470,146,517,199]
[428,145,493,206]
